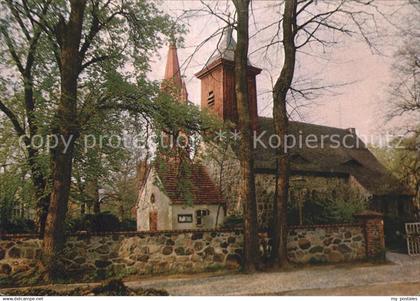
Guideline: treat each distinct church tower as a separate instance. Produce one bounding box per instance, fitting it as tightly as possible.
[195,27,261,128]
[162,42,188,103]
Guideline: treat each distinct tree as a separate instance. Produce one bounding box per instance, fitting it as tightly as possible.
[232,0,259,272]
[381,0,420,214]
[0,0,178,271]
[0,0,53,237]
[270,0,297,267]
[268,0,381,267]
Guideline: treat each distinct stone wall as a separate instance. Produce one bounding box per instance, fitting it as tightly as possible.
[287,224,366,264]
[0,215,383,286]
[0,230,243,285]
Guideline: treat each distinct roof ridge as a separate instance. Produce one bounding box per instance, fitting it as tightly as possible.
[258,116,355,133]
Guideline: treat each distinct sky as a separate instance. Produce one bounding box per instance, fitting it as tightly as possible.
[148,0,413,140]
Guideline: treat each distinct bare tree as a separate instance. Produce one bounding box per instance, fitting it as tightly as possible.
[233,0,259,272]
[268,0,383,266]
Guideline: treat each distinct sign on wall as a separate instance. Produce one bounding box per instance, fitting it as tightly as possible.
[178,214,193,223]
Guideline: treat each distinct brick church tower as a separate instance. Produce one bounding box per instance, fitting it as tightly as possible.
[195,27,262,128]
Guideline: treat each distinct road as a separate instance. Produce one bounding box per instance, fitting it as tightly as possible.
[127,252,420,296]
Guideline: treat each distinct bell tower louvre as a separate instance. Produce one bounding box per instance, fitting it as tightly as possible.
[195,27,262,129]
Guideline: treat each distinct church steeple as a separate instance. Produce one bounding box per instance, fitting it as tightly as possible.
[195,26,261,129]
[162,41,188,103]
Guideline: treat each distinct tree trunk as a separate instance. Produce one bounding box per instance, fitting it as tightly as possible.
[27,146,50,238]
[233,0,259,272]
[271,0,297,267]
[43,0,86,271]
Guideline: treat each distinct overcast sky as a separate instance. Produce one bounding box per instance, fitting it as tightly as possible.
[148,0,413,140]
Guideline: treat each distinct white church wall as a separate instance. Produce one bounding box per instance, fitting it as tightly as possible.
[171,204,225,230]
[137,169,173,231]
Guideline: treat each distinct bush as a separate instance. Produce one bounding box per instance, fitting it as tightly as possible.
[222,215,243,229]
[0,219,36,234]
[66,212,121,233]
[287,186,368,225]
[120,219,136,231]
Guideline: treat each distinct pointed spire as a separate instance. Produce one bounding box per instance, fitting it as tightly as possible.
[164,41,182,91]
[181,80,188,102]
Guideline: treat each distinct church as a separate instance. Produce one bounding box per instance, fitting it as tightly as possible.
[136,28,414,232]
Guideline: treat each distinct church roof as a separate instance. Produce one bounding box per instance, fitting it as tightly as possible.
[254,117,414,197]
[156,160,225,205]
[206,26,252,66]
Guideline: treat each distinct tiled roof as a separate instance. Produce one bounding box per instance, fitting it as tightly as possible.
[156,160,225,205]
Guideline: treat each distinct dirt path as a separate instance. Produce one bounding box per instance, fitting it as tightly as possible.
[277,282,420,296]
[1,252,419,296]
[126,253,420,295]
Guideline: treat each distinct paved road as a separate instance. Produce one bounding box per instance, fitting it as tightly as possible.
[127,252,420,296]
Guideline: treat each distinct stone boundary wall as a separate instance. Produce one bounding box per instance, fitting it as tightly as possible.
[0,230,243,285]
[287,224,366,263]
[0,213,384,285]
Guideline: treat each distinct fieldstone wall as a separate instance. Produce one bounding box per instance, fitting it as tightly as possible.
[287,224,366,264]
[0,230,243,285]
[0,217,382,286]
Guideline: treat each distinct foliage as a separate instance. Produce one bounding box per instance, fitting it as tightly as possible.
[66,212,121,233]
[152,91,223,206]
[120,219,136,231]
[371,134,420,213]
[288,184,368,225]
[0,165,35,231]
[0,0,185,238]
[222,215,244,229]
[0,219,36,234]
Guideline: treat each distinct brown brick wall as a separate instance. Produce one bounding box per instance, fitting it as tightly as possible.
[354,211,385,258]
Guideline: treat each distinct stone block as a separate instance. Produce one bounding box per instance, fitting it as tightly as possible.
[0,263,11,275]
[8,247,21,258]
[309,246,324,254]
[328,251,344,263]
[162,246,173,255]
[225,254,241,270]
[194,241,204,251]
[298,239,311,250]
[338,244,352,254]
[95,260,112,268]
[175,247,185,255]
